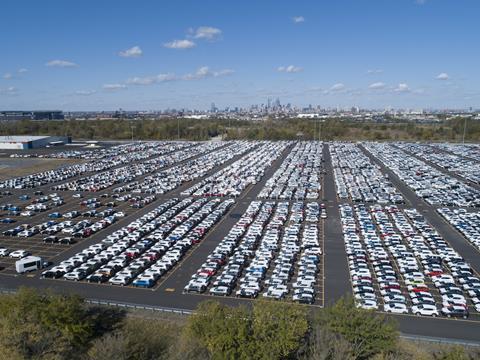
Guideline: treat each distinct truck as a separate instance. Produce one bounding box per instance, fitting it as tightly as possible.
[15,256,43,273]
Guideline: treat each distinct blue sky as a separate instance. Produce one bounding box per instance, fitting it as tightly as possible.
[0,0,479,111]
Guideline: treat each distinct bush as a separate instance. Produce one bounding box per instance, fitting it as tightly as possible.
[317,297,398,359]
[88,317,180,360]
[0,288,102,359]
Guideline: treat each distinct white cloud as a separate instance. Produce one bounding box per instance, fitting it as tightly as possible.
[191,26,222,40]
[119,46,143,58]
[164,39,196,49]
[0,86,17,95]
[127,73,177,85]
[213,69,235,77]
[436,72,449,80]
[3,73,12,80]
[46,59,78,67]
[394,83,410,93]
[17,68,28,74]
[127,76,157,85]
[277,65,303,73]
[183,66,234,80]
[75,90,96,96]
[292,16,305,23]
[103,84,127,91]
[369,82,386,89]
[330,83,345,92]
[367,69,383,74]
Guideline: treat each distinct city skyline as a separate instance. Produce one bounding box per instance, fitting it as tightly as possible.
[1,0,479,111]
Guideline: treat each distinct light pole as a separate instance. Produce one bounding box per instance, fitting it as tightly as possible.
[130,125,134,141]
[177,118,180,140]
[462,117,467,144]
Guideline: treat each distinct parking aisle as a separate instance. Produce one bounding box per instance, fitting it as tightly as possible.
[360,144,480,275]
[323,143,351,304]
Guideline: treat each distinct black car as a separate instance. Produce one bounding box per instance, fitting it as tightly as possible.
[441,306,469,319]
[41,270,64,279]
[43,236,58,243]
[87,274,108,283]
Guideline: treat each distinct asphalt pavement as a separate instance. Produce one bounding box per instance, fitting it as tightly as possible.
[1,141,480,342]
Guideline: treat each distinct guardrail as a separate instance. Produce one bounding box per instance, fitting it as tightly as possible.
[86,299,194,315]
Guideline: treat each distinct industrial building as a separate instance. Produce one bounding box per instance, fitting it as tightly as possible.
[0,111,64,121]
[0,136,70,150]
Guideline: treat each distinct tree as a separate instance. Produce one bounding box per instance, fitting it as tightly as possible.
[318,297,398,359]
[251,300,309,359]
[184,301,251,360]
[0,288,99,359]
[88,317,179,360]
[184,300,308,360]
[298,326,354,360]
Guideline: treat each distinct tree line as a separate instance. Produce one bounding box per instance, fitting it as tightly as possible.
[0,288,476,360]
[0,117,479,142]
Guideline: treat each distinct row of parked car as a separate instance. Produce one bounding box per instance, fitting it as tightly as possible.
[431,143,480,164]
[119,141,256,195]
[185,200,323,304]
[331,143,404,204]
[396,143,480,186]
[258,142,323,200]
[2,212,120,239]
[1,142,193,189]
[10,141,185,160]
[364,143,480,207]
[182,142,289,197]
[42,197,234,288]
[0,192,66,219]
[341,203,480,318]
[437,208,480,251]
[51,143,215,193]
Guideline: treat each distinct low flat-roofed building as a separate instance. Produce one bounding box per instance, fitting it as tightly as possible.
[0,135,70,150]
[0,111,64,121]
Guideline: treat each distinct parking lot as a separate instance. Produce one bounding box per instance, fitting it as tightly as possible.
[2,140,480,341]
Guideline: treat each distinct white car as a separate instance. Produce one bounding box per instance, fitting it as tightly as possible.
[0,248,10,256]
[442,293,466,303]
[109,276,131,286]
[384,302,408,314]
[383,294,406,304]
[356,299,378,310]
[355,292,376,301]
[209,286,231,296]
[411,304,439,317]
[9,250,30,258]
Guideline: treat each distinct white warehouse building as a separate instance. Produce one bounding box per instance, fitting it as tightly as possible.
[0,135,70,150]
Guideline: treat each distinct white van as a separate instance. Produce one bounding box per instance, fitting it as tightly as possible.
[15,256,43,273]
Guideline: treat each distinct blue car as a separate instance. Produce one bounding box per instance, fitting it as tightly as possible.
[48,212,62,219]
[1,218,16,224]
[132,279,154,288]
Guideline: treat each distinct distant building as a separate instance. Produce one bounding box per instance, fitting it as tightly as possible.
[0,111,64,121]
[297,113,323,119]
[0,135,70,150]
